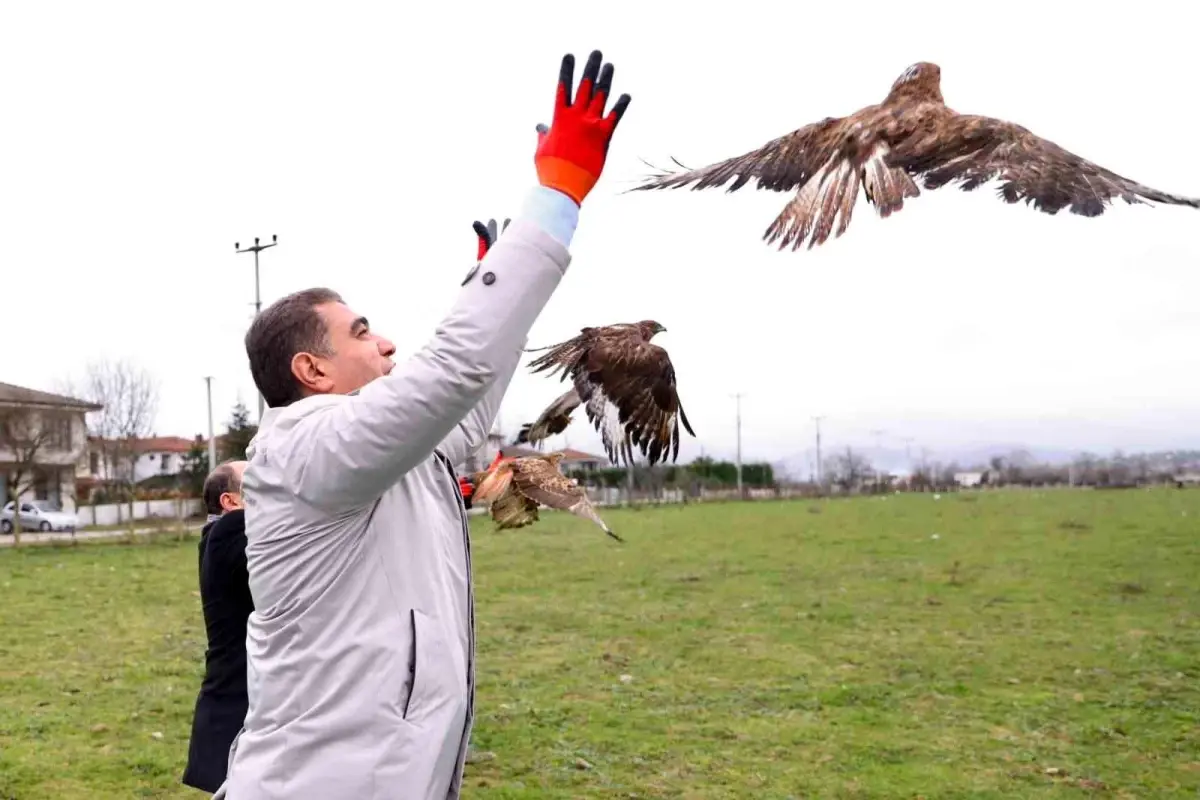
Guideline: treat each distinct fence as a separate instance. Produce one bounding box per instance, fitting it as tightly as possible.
[75,498,202,527]
[578,485,803,507]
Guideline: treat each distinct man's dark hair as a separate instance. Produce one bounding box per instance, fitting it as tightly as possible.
[244,287,343,408]
[202,462,243,516]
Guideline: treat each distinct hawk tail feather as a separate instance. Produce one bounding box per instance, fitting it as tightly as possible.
[763,144,920,251]
[569,499,622,542]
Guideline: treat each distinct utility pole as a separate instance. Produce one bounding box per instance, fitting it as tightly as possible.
[235,234,278,421]
[732,393,744,498]
[870,428,886,485]
[625,447,635,505]
[204,376,217,471]
[812,415,825,488]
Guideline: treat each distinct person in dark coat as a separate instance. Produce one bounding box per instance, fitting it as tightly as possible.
[182,459,253,793]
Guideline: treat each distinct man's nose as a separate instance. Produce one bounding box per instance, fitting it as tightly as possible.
[378,337,396,358]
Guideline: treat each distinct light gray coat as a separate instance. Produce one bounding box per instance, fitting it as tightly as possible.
[214,218,571,799]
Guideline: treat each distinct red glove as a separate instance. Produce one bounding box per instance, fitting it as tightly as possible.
[535,50,631,205]
[471,217,511,261]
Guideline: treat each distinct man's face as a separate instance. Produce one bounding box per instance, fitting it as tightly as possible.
[220,460,249,513]
[291,301,397,397]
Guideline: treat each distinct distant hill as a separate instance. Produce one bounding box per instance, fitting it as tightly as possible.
[772,444,1200,481]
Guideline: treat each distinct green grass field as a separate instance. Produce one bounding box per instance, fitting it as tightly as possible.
[1,489,1198,798]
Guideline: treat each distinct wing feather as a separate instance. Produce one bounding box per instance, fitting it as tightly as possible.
[887,114,1200,216]
[528,325,694,467]
[512,457,620,541]
[513,387,582,448]
[634,105,931,250]
[629,117,846,194]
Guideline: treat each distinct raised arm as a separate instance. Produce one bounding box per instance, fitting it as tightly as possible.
[271,50,631,513]
[435,214,567,468]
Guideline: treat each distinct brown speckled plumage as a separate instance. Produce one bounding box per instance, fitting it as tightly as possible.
[472,453,620,541]
[524,320,694,467]
[632,61,1200,250]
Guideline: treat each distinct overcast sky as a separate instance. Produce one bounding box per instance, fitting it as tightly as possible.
[4,0,1199,469]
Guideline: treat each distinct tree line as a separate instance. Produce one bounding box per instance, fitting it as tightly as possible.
[567,455,775,492]
[814,445,1200,494]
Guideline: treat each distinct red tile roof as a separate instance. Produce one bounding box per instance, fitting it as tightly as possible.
[559,448,605,462]
[133,436,197,454]
[500,445,606,462]
[89,435,201,454]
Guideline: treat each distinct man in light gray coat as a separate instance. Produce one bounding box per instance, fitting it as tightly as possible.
[214,49,632,799]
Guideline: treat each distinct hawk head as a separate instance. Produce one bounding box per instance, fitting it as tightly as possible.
[887,61,943,103]
[635,320,667,340]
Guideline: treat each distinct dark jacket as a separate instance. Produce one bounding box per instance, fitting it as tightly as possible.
[182,509,253,792]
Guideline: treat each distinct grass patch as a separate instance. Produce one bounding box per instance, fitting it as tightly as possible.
[1,489,1198,797]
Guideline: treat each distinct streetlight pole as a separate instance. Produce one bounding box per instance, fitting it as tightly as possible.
[235,234,278,422]
[204,376,217,471]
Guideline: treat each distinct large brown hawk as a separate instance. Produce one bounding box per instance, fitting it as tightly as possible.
[631,61,1200,250]
[524,320,694,466]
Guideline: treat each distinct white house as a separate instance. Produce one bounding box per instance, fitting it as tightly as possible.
[85,435,200,484]
[953,471,985,488]
[0,381,102,513]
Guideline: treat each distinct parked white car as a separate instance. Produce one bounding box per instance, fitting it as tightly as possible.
[1,500,79,533]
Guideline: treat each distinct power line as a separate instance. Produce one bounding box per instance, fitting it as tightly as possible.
[235,234,278,422]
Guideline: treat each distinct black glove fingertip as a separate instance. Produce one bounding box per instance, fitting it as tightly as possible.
[610,93,632,126]
[580,50,602,103]
[558,53,575,104]
[595,62,614,101]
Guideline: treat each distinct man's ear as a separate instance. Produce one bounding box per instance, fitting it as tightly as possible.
[290,351,336,395]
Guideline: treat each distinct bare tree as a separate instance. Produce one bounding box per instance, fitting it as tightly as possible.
[61,358,159,525]
[0,407,57,545]
[826,447,874,492]
[1072,451,1099,487]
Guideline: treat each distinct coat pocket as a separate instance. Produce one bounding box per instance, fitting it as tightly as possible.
[402,608,448,723]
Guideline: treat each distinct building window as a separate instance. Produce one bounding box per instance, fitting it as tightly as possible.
[161,454,172,473]
[46,415,73,450]
[90,452,100,474]
[33,471,50,500]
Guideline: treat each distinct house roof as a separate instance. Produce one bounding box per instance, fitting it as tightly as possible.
[133,436,197,454]
[89,435,200,454]
[500,445,606,463]
[0,381,102,411]
[559,448,605,462]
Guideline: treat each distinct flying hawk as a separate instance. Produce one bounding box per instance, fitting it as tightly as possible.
[525,320,694,466]
[631,61,1200,251]
[471,452,620,542]
[512,387,580,448]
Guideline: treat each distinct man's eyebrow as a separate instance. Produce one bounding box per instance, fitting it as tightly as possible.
[350,316,369,334]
